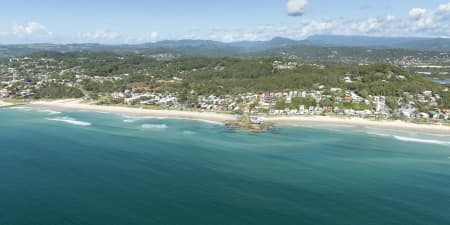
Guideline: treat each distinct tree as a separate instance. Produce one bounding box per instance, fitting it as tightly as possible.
[275,99,286,110]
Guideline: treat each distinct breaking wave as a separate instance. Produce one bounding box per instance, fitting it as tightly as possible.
[47,117,91,126]
[38,109,62,115]
[366,132,390,137]
[11,107,32,111]
[393,136,450,146]
[367,131,450,146]
[193,119,224,126]
[141,124,168,129]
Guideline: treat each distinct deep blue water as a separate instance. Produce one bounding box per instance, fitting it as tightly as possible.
[1,107,450,225]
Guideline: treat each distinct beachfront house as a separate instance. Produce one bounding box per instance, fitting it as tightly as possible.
[400,105,417,118]
[299,105,305,115]
[1,89,11,98]
[428,111,440,120]
[351,92,363,103]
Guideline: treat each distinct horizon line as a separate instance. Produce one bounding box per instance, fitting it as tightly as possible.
[1,34,450,46]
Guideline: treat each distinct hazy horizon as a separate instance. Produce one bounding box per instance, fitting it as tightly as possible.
[2,34,450,46]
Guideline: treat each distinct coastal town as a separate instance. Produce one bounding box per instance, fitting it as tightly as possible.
[5,1,450,225]
[1,53,449,125]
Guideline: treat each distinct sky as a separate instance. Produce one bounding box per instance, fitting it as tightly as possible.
[0,0,450,44]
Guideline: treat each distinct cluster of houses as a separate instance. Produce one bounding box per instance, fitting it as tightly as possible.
[249,90,388,117]
[106,83,450,121]
[272,61,299,70]
[1,56,449,122]
[123,92,178,106]
[114,90,240,112]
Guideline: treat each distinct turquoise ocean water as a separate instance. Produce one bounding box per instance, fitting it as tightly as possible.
[1,107,450,225]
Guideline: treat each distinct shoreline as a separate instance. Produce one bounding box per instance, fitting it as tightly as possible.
[265,116,450,134]
[0,100,12,108]
[28,100,237,123]
[18,100,450,134]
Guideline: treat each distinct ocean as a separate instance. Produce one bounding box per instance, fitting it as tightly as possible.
[1,107,450,225]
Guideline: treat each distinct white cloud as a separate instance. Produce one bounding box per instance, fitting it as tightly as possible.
[352,16,398,34]
[298,20,335,36]
[354,20,375,34]
[221,33,260,42]
[409,8,427,19]
[223,34,234,42]
[195,3,450,42]
[77,30,161,44]
[406,3,450,34]
[66,1,450,43]
[0,21,55,44]
[437,2,450,12]
[286,0,308,16]
[0,21,54,43]
[183,16,398,42]
[12,22,52,37]
[148,32,159,42]
[121,31,160,43]
[81,29,121,42]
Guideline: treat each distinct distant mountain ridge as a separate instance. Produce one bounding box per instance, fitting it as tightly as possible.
[1,35,449,56]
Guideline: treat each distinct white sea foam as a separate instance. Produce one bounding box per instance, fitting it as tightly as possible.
[141,124,168,129]
[12,106,32,111]
[367,132,390,137]
[121,115,141,123]
[39,109,62,115]
[151,117,168,120]
[47,117,91,126]
[12,107,61,115]
[121,115,167,123]
[193,119,224,126]
[182,131,196,135]
[366,130,450,146]
[393,136,450,146]
[95,111,111,114]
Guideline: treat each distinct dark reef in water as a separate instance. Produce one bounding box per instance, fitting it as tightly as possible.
[225,116,273,132]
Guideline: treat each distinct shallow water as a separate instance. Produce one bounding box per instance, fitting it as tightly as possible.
[1,108,450,225]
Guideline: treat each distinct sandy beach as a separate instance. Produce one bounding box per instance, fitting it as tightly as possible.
[27,99,450,134]
[29,99,237,123]
[0,100,12,107]
[265,116,450,134]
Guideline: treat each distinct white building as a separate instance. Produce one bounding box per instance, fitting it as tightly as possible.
[299,105,305,115]
[351,92,363,103]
